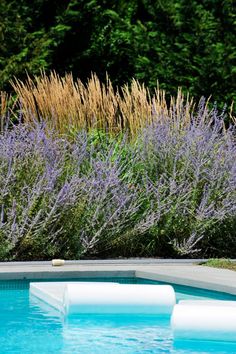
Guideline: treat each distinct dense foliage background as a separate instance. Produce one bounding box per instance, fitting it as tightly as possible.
[0,0,235,108]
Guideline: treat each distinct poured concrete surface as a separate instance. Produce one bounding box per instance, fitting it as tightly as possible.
[0,260,236,295]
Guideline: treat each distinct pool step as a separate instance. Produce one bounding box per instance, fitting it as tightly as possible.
[30,282,67,311]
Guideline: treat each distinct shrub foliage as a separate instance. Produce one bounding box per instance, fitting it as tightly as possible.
[0,0,235,109]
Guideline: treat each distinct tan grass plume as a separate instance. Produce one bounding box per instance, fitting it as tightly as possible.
[11,71,218,136]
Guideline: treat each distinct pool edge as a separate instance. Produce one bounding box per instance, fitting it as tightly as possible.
[0,261,236,296]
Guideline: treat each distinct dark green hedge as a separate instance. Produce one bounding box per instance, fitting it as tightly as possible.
[0,0,235,109]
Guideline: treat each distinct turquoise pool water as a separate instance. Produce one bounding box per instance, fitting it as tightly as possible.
[1,277,236,353]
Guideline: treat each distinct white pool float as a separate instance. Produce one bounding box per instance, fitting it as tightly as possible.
[30,282,176,315]
[63,283,176,315]
[171,300,236,342]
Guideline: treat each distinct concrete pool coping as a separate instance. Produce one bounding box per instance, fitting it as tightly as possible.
[0,259,236,295]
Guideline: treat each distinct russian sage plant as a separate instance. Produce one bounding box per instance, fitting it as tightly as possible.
[135,107,236,256]
[0,122,144,259]
[0,102,235,259]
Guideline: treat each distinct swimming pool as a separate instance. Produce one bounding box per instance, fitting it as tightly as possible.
[1,277,236,353]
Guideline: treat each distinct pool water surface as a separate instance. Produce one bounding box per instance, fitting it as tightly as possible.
[0,277,236,354]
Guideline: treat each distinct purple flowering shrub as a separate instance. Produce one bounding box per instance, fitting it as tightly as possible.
[0,103,235,260]
[0,123,143,259]
[134,107,236,256]
[0,123,79,259]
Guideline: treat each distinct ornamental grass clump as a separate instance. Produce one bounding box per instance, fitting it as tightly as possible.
[11,72,196,136]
